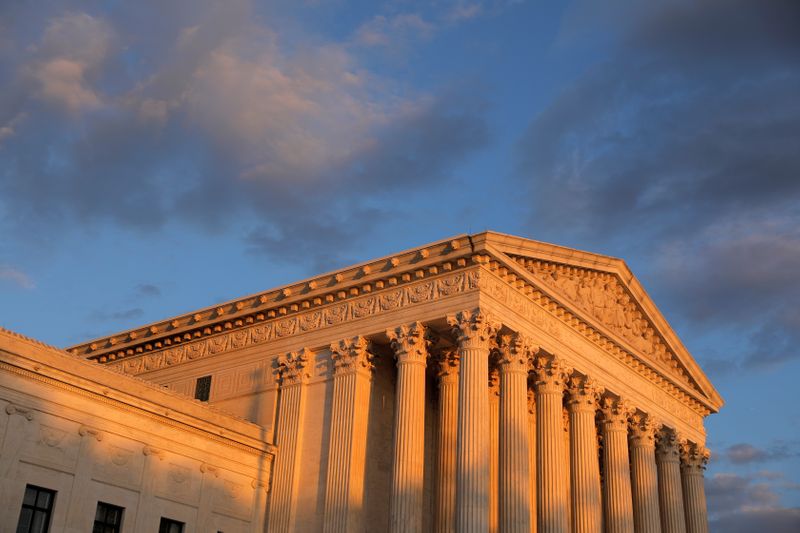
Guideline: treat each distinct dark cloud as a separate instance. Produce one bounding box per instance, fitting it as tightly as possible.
[518,0,800,370]
[135,283,161,297]
[706,472,800,533]
[724,443,800,465]
[0,2,488,267]
[89,308,144,321]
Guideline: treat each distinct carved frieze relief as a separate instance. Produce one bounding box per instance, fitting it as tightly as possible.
[110,270,479,375]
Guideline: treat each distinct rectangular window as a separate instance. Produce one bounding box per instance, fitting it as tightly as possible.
[93,502,124,533]
[159,517,184,533]
[16,484,56,533]
[194,375,212,402]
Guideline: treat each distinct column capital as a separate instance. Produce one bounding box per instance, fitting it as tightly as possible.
[655,429,682,463]
[566,374,603,413]
[278,348,312,386]
[628,413,660,448]
[446,309,501,351]
[432,347,460,382]
[387,321,434,366]
[680,442,710,474]
[330,336,374,376]
[600,396,634,431]
[496,333,533,375]
[533,355,573,394]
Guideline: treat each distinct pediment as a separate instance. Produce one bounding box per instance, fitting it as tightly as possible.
[478,233,722,410]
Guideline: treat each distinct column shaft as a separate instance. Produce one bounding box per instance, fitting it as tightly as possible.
[498,334,532,533]
[656,432,687,533]
[528,391,537,533]
[567,376,602,533]
[448,309,500,533]
[629,415,662,533]
[533,356,571,533]
[388,323,430,533]
[323,337,374,533]
[434,350,459,533]
[269,350,310,533]
[600,398,635,533]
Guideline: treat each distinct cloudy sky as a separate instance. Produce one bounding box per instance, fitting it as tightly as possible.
[1,0,798,529]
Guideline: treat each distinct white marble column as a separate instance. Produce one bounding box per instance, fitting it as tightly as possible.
[629,414,662,533]
[269,349,311,533]
[681,443,710,533]
[490,368,500,533]
[532,355,572,533]
[387,322,431,533]
[656,431,687,533]
[447,309,500,532]
[434,348,460,533]
[497,334,532,533]
[566,376,602,533]
[528,389,537,533]
[323,336,375,533]
[600,397,635,533]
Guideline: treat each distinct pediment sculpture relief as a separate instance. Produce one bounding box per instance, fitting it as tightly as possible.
[514,257,692,386]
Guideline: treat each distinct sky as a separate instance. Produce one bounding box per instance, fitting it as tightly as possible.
[1,0,798,530]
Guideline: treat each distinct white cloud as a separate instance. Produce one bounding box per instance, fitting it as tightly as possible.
[0,266,35,289]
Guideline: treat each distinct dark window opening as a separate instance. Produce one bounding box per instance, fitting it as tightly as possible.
[93,502,124,533]
[16,485,56,533]
[159,517,185,533]
[194,375,212,402]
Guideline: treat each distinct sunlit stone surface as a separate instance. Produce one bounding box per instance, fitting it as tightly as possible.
[1,232,722,531]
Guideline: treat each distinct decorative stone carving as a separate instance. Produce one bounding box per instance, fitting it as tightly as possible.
[681,442,710,533]
[329,336,374,375]
[496,334,533,375]
[532,355,573,395]
[566,375,603,413]
[629,414,661,533]
[656,429,687,533]
[447,309,501,351]
[5,404,34,420]
[387,321,434,366]
[78,425,104,441]
[277,348,312,386]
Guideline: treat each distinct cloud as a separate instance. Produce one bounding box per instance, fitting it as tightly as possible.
[0,2,488,271]
[724,443,800,465]
[0,265,35,289]
[89,308,145,321]
[354,13,434,48]
[135,283,161,297]
[707,472,800,533]
[517,0,800,370]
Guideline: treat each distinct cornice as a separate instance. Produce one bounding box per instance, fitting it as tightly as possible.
[69,235,474,362]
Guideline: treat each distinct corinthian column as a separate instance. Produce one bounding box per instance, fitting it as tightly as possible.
[497,334,533,533]
[629,414,662,533]
[387,322,431,533]
[656,430,687,533]
[323,337,375,533]
[532,355,572,533]
[447,309,500,532]
[434,348,460,533]
[269,349,311,533]
[566,375,602,533]
[681,443,710,533]
[600,397,635,533]
[528,389,537,533]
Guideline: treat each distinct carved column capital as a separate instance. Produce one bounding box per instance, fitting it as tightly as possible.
[278,348,312,386]
[433,347,460,383]
[387,321,433,366]
[527,388,536,414]
[330,336,374,376]
[628,413,660,448]
[446,309,500,351]
[655,429,682,463]
[566,375,603,413]
[496,333,533,375]
[680,442,710,474]
[532,355,572,395]
[600,396,634,431]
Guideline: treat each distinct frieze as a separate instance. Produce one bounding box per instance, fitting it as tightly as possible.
[110,270,479,375]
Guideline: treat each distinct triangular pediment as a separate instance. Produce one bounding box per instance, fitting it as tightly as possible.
[476,232,722,411]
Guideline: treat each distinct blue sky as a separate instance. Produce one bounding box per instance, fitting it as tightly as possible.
[1,1,798,530]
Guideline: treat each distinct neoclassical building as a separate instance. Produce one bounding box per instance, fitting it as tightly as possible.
[1,231,722,532]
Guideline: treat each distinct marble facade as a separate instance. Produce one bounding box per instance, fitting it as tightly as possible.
[2,231,722,531]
